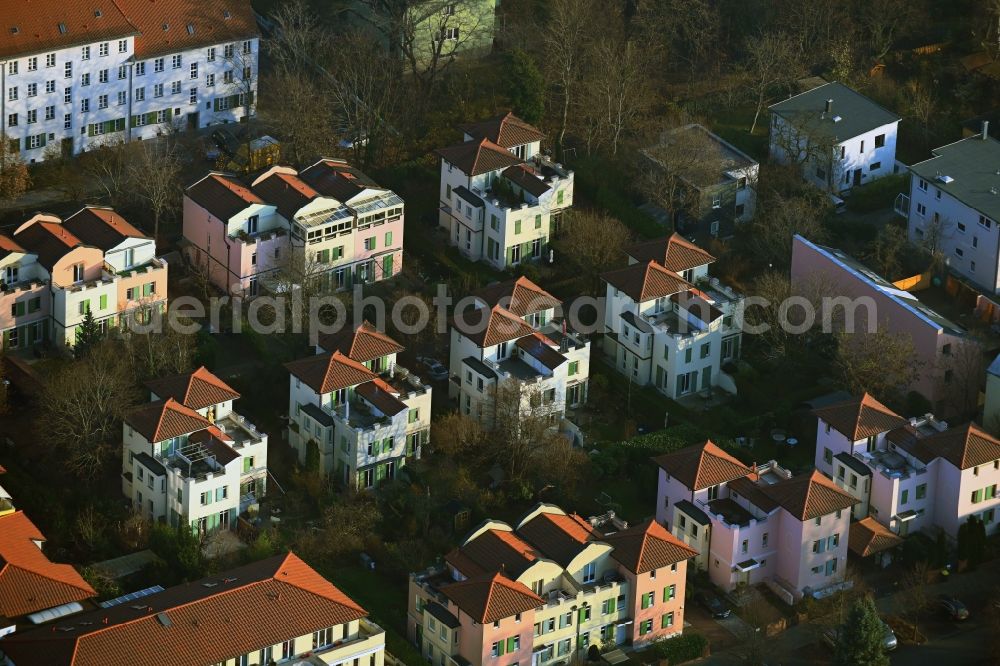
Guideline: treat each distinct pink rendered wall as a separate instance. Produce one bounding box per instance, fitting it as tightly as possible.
[51,247,104,288]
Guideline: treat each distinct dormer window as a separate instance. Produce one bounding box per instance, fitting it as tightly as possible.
[72,263,84,282]
[582,561,596,583]
[247,215,259,234]
[3,265,18,285]
[124,247,135,268]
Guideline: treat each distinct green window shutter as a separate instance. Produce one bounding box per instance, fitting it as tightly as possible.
[319,249,329,263]
[14,302,25,317]
[408,409,417,424]
[506,247,514,266]
[446,184,451,199]
[146,112,157,125]
[99,294,107,310]
[514,220,521,234]
[506,637,516,653]
[568,361,578,376]
[39,133,46,147]
[243,457,252,473]
[87,124,96,137]
[384,231,392,246]
[2,330,10,348]
[383,254,393,277]
[557,190,564,205]
[82,299,91,313]
[165,108,172,120]
[535,214,541,229]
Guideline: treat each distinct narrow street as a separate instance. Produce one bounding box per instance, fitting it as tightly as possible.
[696,559,1000,665]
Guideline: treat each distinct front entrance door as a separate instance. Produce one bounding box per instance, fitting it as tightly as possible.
[219,510,230,531]
[187,112,199,130]
[61,137,73,158]
[853,169,862,186]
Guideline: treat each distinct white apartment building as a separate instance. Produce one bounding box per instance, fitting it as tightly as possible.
[655,441,857,603]
[601,235,742,399]
[814,393,1000,541]
[902,127,1000,293]
[769,81,900,193]
[183,160,404,296]
[436,112,573,269]
[448,277,590,434]
[0,0,258,162]
[122,366,268,534]
[3,206,167,349]
[286,323,431,489]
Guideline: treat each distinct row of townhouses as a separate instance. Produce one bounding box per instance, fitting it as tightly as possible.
[183,160,405,296]
[1,206,167,350]
[408,504,697,666]
[0,0,258,162]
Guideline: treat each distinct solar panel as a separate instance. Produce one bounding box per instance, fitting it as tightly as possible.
[100,585,165,608]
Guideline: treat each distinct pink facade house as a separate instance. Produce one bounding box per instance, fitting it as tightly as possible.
[4,207,166,349]
[184,159,404,296]
[814,393,1000,544]
[655,441,856,603]
[790,234,976,416]
[408,504,696,664]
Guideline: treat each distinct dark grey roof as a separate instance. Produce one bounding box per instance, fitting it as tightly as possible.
[674,499,710,525]
[908,135,1000,222]
[134,452,166,477]
[454,185,485,208]
[300,402,336,428]
[462,356,497,379]
[620,310,654,334]
[770,81,900,143]
[834,452,872,477]
[425,602,461,629]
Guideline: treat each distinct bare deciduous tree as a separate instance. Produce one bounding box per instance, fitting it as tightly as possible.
[127,139,182,247]
[640,123,729,229]
[744,189,830,269]
[42,342,139,480]
[743,32,800,134]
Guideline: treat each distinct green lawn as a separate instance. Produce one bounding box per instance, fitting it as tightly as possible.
[327,564,427,666]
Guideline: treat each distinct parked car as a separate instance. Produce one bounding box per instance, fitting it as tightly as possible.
[938,594,970,620]
[822,621,897,651]
[828,193,847,214]
[416,356,449,381]
[695,591,731,619]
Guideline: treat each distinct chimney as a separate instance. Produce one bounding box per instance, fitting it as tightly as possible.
[983,120,990,140]
[825,99,833,115]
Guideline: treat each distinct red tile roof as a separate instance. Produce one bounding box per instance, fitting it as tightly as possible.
[813,393,906,442]
[0,552,367,666]
[251,170,319,220]
[125,397,212,443]
[761,470,858,521]
[185,172,263,221]
[440,572,543,624]
[0,511,95,619]
[653,440,752,491]
[0,235,27,261]
[849,517,903,557]
[300,159,384,202]
[317,321,405,362]
[62,206,147,252]
[922,423,1000,470]
[144,366,241,410]
[13,220,86,271]
[452,304,538,348]
[516,510,596,567]
[114,0,259,60]
[0,2,137,60]
[459,112,546,149]
[604,519,699,575]
[435,138,523,177]
[602,260,692,302]
[285,350,377,394]
[445,528,539,579]
[625,234,716,273]
[475,276,561,316]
